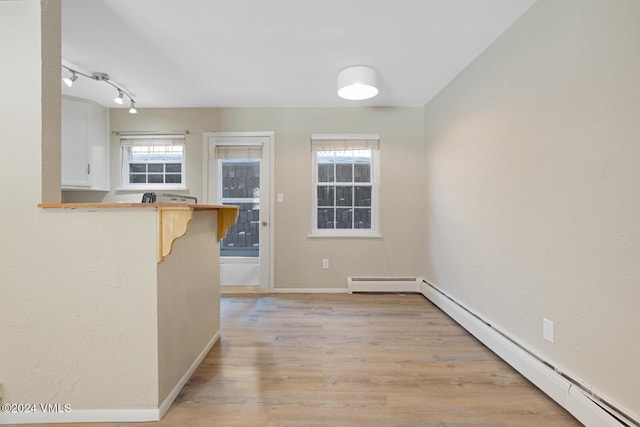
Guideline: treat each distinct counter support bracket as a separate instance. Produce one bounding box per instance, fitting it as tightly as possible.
[158,207,193,263]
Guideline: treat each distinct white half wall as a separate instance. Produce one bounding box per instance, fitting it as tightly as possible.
[2,1,156,417]
[157,210,221,403]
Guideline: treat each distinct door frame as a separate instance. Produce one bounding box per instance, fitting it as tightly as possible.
[203,131,275,293]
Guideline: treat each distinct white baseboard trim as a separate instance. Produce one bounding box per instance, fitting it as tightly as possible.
[0,330,221,425]
[270,287,350,294]
[158,329,221,419]
[221,285,263,294]
[347,277,423,293]
[0,407,160,425]
[421,281,634,427]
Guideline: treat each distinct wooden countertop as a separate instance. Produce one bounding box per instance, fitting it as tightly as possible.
[38,202,234,210]
[39,203,240,262]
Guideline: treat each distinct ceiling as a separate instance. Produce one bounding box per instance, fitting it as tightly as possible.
[61,0,536,109]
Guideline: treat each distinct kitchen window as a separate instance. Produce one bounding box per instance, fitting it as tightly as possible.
[310,133,380,237]
[119,134,186,190]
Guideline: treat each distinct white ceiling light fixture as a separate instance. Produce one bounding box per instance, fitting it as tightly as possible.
[62,65,138,114]
[337,66,379,100]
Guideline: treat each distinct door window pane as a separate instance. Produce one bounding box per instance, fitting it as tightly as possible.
[222,161,260,199]
[219,158,260,257]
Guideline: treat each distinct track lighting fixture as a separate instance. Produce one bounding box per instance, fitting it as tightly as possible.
[114,90,124,105]
[62,70,78,87]
[62,64,138,114]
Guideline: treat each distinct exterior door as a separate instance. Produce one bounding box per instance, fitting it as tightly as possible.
[205,132,272,292]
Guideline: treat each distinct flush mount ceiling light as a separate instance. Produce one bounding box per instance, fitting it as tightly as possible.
[337,66,379,100]
[62,65,138,114]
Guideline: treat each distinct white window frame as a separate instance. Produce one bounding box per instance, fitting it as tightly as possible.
[118,134,187,191]
[310,133,381,238]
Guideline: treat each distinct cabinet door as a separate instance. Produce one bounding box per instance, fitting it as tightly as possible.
[87,102,110,190]
[61,98,90,188]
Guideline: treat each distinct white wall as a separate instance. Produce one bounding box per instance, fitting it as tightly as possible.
[41,0,62,203]
[12,0,423,411]
[157,210,221,403]
[95,107,426,289]
[0,1,159,414]
[423,0,640,419]
[5,0,637,421]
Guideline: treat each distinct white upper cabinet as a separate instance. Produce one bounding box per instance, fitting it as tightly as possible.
[61,97,110,191]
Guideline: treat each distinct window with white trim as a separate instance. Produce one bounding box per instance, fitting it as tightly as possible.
[311,133,380,236]
[119,135,186,190]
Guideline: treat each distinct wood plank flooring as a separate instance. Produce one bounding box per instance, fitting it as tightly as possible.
[35,293,582,427]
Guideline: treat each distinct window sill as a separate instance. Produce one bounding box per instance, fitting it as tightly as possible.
[307,233,383,238]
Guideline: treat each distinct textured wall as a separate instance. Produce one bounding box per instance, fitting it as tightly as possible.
[41,0,61,203]
[1,1,157,411]
[157,210,221,403]
[423,0,640,418]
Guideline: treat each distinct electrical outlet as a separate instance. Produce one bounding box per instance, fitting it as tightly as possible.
[543,318,554,343]
[322,259,329,269]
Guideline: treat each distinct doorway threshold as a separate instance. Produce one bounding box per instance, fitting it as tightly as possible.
[221,285,264,294]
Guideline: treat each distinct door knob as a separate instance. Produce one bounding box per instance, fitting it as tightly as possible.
[262,221,268,227]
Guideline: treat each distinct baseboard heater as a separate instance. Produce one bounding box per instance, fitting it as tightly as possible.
[347,277,422,293]
[420,280,638,427]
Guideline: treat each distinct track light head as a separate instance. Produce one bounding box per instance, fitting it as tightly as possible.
[62,71,78,87]
[114,90,124,105]
[129,101,137,114]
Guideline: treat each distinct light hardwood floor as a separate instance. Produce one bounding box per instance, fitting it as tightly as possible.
[38,293,582,427]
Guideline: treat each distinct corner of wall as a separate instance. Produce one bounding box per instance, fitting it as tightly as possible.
[41,0,61,203]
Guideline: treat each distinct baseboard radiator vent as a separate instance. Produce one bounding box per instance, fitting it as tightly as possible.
[421,280,639,427]
[347,277,422,294]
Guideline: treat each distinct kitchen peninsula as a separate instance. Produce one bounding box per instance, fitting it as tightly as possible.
[33,203,238,421]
